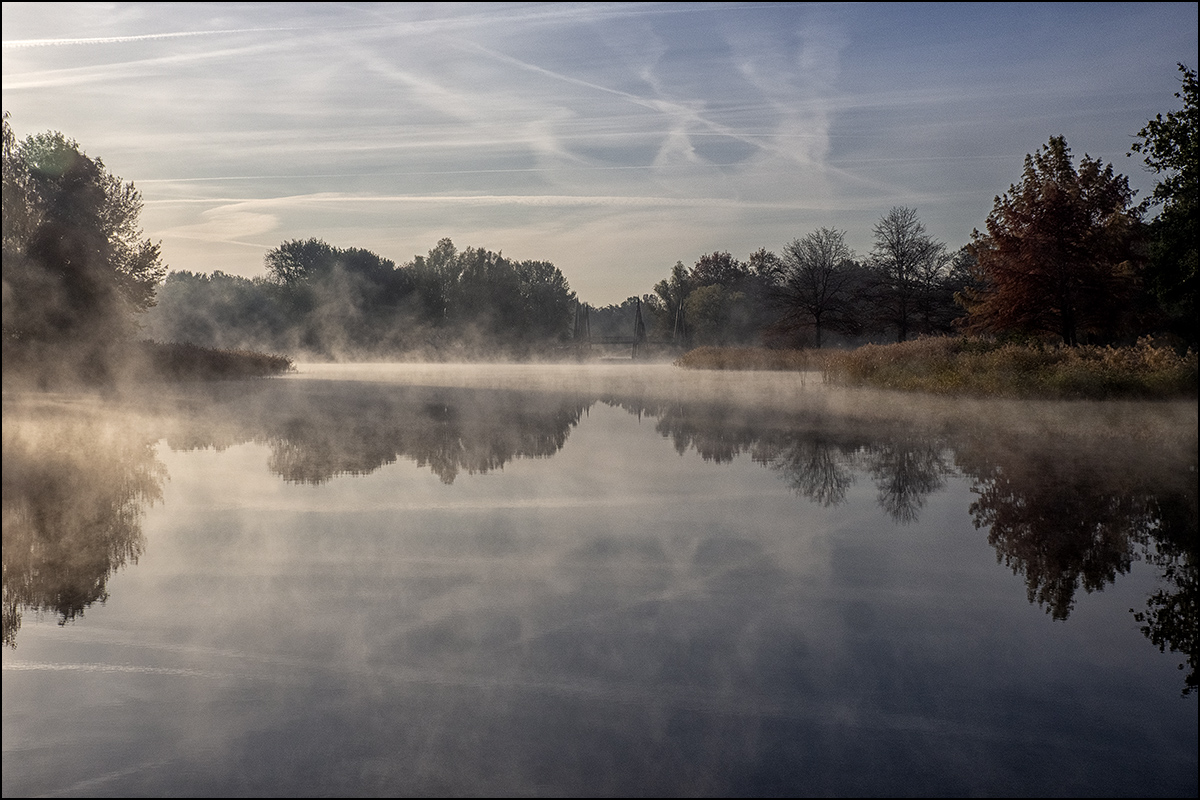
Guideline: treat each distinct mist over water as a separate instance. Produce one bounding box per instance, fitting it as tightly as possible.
[3,364,1196,796]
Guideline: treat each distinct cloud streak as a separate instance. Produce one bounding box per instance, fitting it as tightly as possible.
[3,2,1194,304]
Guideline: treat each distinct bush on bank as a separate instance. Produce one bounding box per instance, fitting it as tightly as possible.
[2,338,294,389]
[134,341,294,382]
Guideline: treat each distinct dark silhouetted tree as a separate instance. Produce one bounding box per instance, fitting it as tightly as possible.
[264,238,340,287]
[691,251,748,289]
[652,261,693,344]
[2,115,165,352]
[774,228,861,348]
[262,238,413,355]
[961,136,1143,345]
[1128,63,1197,344]
[867,207,947,342]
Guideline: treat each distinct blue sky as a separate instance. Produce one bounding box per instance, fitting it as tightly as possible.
[3,2,1196,305]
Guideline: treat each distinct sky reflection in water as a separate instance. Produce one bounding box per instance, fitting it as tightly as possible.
[2,366,1196,796]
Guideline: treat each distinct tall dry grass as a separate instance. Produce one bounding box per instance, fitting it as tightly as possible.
[674,346,827,372]
[677,338,1197,399]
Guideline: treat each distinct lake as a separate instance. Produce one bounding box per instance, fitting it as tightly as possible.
[3,363,1196,797]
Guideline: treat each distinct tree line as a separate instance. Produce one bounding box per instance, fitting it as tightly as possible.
[144,237,577,359]
[635,208,974,349]
[609,64,1197,350]
[3,64,1195,367]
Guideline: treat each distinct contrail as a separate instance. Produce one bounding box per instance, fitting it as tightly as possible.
[2,27,307,48]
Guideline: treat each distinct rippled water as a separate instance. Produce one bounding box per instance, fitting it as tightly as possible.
[3,364,1196,796]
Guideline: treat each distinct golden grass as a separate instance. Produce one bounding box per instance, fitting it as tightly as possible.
[674,346,827,372]
[677,337,1198,399]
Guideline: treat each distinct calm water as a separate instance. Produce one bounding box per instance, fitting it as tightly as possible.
[3,364,1196,797]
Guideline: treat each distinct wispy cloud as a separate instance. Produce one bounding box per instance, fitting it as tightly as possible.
[3,27,306,48]
[147,192,864,211]
[4,2,1194,303]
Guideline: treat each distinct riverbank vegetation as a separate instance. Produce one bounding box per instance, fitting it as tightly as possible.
[2,113,292,388]
[677,337,1197,400]
[2,338,293,390]
[142,237,578,361]
[132,341,293,382]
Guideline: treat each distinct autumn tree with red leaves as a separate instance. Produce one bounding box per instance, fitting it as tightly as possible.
[960,136,1144,345]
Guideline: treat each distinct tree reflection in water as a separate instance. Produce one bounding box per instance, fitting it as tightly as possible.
[958,446,1149,620]
[2,402,166,647]
[248,384,591,485]
[1134,488,1198,696]
[635,397,1196,695]
[2,382,1194,694]
[755,435,857,507]
[953,438,1197,695]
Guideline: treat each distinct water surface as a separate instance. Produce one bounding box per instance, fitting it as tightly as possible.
[3,364,1196,797]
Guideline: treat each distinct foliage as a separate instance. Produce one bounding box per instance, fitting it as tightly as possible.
[676,337,1196,399]
[143,270,292,352]
[648,251,778,348]
[691,250,749,288]
[822,336,1197,399]
[149,237,577,359]
[2,114,165,347]
[1130,64,1198,210]
[961,136,1144,345]
[1128,63,1198,344]
[651,261,693,343]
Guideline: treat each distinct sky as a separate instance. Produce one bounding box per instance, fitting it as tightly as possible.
[3,2,1197,306]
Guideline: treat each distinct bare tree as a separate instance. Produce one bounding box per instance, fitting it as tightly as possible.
[774,228,860,348]
[868,207,946,342]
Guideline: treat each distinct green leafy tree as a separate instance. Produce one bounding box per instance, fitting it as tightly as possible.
[1128,63,1197,344]
[262,238,417,355]
[406,239,576,350]
[144,271,291,353]
[652,261,693,344]
[687,251,763,345]
[961,137,1143,345]
[2,115,165,349]
[514,259,576,342]
[684,284,748,345]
